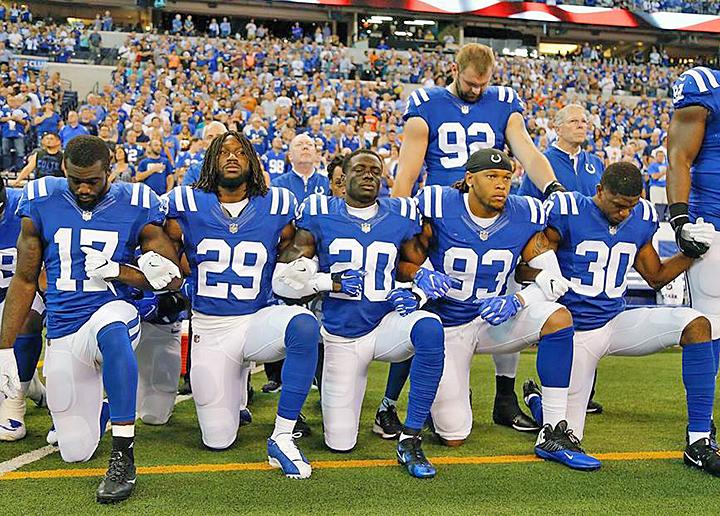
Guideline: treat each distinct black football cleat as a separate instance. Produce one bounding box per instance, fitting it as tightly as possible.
[493,393,540,432]
[96,450,137,504]
[586,399,603,414]
[261,380,282,394]
[293,412,311,439]
[178,377,192,395]
[534,420,601,471]
[373,406,403,440]
[684,438,720,477]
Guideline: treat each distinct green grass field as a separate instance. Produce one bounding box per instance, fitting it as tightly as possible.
[2,349,718,515]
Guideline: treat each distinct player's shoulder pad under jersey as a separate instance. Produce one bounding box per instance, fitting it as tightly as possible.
[544,191,580,217]
[300,192,330,218]
[166,185,198,217]
[22,176,64,204]
[122,182,163,211]
[382,197,421,224]
[416,185,448,219]
[636,197,659,224]
[268,186,297,217]
[403,86,437,119]
[673,66,720,109]
[506,194,546,226]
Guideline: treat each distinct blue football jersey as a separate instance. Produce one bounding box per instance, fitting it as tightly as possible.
[417,186,546,327]
[262,150,287,178]
[403,86,524,187]
[0,188,22,303]
[296,195,422,338]
[672,67,720,228]
[166,185,296,317]
[124,143,145,166]
[547,192,658,331]
[16,178,165,338]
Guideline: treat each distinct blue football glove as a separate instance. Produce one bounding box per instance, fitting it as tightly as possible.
[413,267,462,299]
[386,288,420,317]
[133,292,159,322]
[180,278,194,301]
[477,294,523,326]
[331,269,365,297]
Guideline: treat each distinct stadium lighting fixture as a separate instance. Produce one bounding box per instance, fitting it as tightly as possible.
[394,31,411,36]
[371,16,393,21]
[403,20,436,26]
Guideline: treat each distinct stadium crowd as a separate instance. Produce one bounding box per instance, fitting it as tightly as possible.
[0,6,703,210]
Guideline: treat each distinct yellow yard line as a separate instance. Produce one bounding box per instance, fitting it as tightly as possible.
[0,450,683,481]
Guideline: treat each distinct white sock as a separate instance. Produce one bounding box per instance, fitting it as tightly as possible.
[541,386,568,429]
[689,431,711,445]
[399,432,418,442]
[271,414,296,440]
[19,381,31,394]
[112,424,135,438]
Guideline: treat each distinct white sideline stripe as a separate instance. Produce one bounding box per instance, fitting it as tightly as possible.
[0,394,194,476]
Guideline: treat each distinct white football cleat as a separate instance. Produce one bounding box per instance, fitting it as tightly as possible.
[267,434,312,479]
[46,424,58,445]
[0,397,27,441]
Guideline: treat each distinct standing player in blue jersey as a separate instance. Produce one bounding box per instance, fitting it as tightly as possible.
[389,43,562,434]
[0,136,183,503]
[272,149,446,478]
[519,163,719,475]
[400,148,599,470]
[163,131,319,479]
[0,180,46,442]
[667,66,720,473]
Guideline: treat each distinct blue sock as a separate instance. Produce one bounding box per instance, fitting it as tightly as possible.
[278,314,319,420]
[385,358,412,401]
[683,341,715,433]
[13,333,42,383]
[528,394,543,426]
[712,339,720,377]
[97,322,138,423]
[405,317,445,432]
[536,326,574,388]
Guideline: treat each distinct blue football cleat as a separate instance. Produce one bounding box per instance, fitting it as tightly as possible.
[534,421,601,471]
[267,435,312,479]
[397,436,436,479]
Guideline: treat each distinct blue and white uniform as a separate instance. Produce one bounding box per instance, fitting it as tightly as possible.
[672,66,720,339]
[518,144,604,199]
[296,194,443,451]
[417,186,565,441]
[16,177,164,462]
[403,86,523,187]
[546,191,705,439]
[165,185,318,450]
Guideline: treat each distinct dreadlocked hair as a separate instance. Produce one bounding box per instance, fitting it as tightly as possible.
[452,178,470,193]
[194,130,268,198]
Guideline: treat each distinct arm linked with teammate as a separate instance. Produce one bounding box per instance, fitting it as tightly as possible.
[391,117,429,197]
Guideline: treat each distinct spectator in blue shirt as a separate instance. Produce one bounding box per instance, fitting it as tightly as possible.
[220,17,231,38]
[271,133,329,201]
[519,104,604,199]
[183,121,227,186]
[102,10,113,31]
[58,111,89,148]
[291,22,303,41]
[0,94,29,171]
[33,102,61,141]
[135,138,174,195]
[171,14,183,34]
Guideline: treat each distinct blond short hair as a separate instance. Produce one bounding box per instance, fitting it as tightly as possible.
[456,43,496,74]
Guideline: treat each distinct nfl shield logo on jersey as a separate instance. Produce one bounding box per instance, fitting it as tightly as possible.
[361,223,371,233]
[461,105,469,114]
[609,225,618,235]
[479,230,489,241]
[81,211,92,221]
[229,223,239,234]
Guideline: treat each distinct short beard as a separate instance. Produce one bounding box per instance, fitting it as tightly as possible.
[219,173,248,190]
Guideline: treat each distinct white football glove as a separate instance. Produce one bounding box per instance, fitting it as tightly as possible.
[0,348,21,400]
[138,251,181,290]
[680,217,715,248]
[81,246,120,281]
[277,257,319,290]
[534,270,572,301]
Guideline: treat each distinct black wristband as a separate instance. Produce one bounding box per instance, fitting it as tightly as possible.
[543,180,566,198]
[668,202,689,230]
